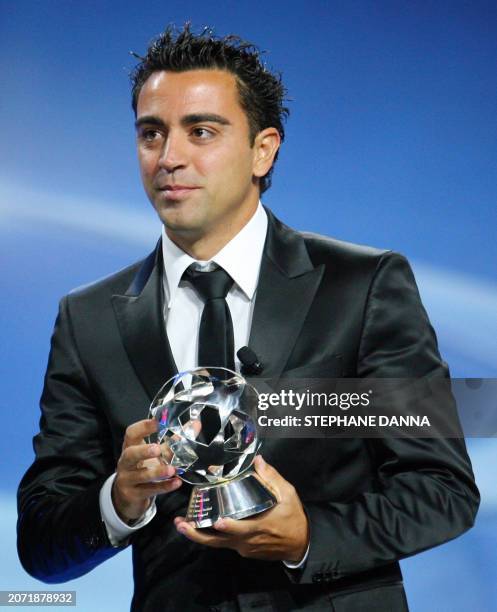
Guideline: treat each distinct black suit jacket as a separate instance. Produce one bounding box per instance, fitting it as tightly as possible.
[17,209,479,611]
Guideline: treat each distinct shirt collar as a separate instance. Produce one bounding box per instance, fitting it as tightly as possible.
[161,202,268,306]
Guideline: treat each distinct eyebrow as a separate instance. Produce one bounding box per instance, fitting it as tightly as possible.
[134,113,231,130]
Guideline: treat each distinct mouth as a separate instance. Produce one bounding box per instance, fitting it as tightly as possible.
[157,185,200,201]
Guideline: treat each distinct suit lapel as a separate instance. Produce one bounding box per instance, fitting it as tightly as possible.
[249,210,324,378]
[111,243,178,401]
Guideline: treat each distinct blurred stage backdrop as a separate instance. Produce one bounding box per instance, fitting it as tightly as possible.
[1,1,496,610]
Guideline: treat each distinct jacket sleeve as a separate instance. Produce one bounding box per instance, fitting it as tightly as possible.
[17,296,122,583]
[292,252,480,584]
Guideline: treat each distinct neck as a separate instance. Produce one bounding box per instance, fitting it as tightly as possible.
[166,201,259,261]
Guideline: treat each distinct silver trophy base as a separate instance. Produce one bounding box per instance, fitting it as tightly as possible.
[186,471,277,528]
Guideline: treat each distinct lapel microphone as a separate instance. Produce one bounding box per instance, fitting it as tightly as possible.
[237,346,263,376]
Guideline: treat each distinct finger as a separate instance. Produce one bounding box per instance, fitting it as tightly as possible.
[254,455,278,479]
[135,478,182,497]
[175,520,233,547]
[174,516,236,539]
[119,442,162,470]
[158,440,173,463]
[127,461,176,485]
[170,419,201,442]
[123,419,158,449]
[136,457,163,470]
[254,455,284,500]
[212,517,258,536]
[173,515,247,530]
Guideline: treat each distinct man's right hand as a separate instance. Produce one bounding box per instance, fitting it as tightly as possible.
[112,418,182,524]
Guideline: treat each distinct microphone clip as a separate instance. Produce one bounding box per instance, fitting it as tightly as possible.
[237,346,263,376]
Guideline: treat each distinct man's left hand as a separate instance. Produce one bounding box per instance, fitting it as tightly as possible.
[174,455,309,563]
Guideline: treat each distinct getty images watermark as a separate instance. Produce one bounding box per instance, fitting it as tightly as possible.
[252,378,497,438]
[257,386,430,431]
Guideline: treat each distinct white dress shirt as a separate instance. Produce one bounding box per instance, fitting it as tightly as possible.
[99,203,308,567]
[160,202,267,374]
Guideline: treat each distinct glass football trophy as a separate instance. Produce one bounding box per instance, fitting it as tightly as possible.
[148,367,277,527]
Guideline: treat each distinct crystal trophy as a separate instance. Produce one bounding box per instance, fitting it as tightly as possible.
[148,367,277,527]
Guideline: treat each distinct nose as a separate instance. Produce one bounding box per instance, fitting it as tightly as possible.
[158,131,188,172]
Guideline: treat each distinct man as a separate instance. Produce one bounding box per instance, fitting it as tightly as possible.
[17,25,479,611]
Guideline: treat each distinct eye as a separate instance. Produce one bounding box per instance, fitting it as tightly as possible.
[191,127,214,140]
[138,128,162,143]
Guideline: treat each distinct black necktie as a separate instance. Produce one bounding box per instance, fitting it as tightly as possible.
[182,265,235,371]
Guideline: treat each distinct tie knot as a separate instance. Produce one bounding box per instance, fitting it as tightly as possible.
[183,265,234,301]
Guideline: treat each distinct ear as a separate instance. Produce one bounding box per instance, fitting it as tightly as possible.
[252,128,281,179]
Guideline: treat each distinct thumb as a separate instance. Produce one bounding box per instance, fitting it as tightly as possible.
[254,455,286,502]
[254,454,283,485]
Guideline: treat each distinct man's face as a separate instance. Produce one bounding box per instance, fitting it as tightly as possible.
[136,69,264,241]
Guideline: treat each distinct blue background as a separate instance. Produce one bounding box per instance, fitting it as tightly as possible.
[1,1,496,610]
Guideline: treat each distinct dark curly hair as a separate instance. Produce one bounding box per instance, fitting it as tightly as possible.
[130,24,289,193]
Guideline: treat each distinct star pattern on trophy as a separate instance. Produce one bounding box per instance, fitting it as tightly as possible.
[149,369,258,485]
